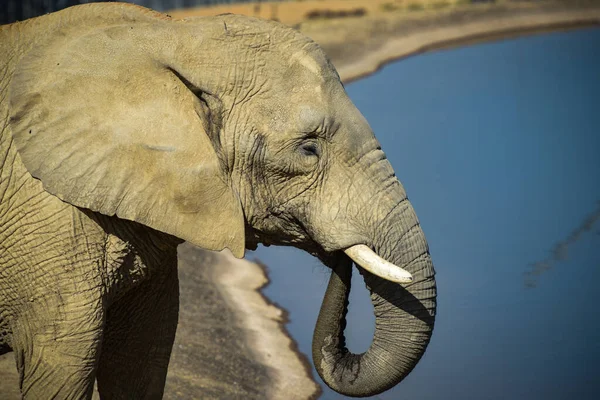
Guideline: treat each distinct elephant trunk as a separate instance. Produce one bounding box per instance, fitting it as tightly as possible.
[312,199,437,397]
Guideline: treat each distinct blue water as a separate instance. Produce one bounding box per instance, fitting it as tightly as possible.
[248,27,600,399]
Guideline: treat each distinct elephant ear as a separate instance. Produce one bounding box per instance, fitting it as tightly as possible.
[8,25,245,257]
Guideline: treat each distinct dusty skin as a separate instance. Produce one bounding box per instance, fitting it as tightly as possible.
[0,2,437,398]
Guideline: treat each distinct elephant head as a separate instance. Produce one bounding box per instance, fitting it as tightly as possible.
[8,12,436,397]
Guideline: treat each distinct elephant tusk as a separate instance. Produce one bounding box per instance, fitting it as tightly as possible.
[344,244,413,284]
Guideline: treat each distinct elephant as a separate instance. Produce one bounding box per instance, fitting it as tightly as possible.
[0,2,436,399]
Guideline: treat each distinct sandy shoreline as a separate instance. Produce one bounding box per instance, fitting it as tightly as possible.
[205,249,321,400]
[314,6,600,83]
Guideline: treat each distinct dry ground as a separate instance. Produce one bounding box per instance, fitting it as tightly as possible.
[167,0,473,26]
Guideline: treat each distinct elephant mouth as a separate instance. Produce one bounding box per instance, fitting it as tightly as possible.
[343,244,413,284]
[245,224,412,285]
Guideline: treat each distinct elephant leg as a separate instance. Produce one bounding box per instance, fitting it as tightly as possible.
[10,294,104,400]
[96,256,179,399]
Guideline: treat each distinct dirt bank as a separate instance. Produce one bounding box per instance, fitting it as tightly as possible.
[301,2,600,82]
[164,244,320,400]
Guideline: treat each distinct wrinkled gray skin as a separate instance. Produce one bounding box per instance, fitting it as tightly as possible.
[0,3,436,398]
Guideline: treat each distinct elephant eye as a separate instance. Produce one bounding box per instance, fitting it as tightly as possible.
[299,141,319,157]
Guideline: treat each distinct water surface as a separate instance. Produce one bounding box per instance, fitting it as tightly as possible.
[250,27,600,399]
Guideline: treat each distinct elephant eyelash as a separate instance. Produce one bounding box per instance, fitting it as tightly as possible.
[300,118,328,137]
[303,119,339,142]
[298,130,320,140]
